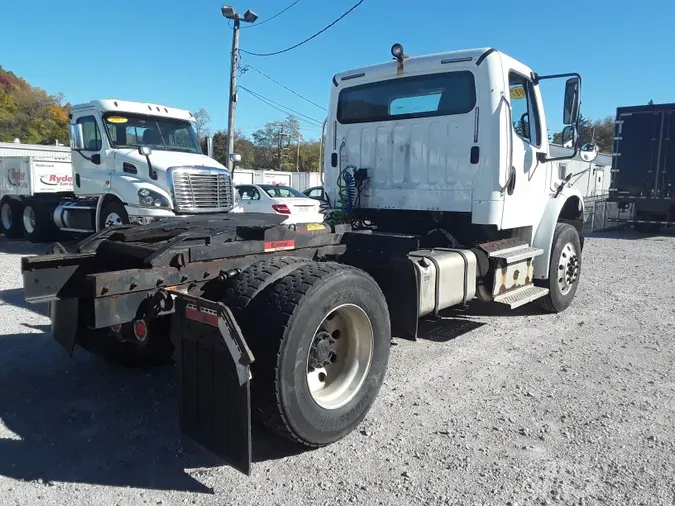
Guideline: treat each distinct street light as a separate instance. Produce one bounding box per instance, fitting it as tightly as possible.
[222,5,258,173]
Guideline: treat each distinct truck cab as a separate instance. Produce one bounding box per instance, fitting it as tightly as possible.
[325,45,598,311]
[64,99,241,233]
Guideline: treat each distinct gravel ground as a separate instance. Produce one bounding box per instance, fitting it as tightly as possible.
[1,230,674,506]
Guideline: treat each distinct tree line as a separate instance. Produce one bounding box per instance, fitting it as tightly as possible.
[0,66,70,145]
[194,109,322,172]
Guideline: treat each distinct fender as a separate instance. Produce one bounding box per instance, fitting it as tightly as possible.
[532,186,584,280]
[94,191,127,232]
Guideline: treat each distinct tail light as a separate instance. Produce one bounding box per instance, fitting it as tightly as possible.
[272,204,291,214]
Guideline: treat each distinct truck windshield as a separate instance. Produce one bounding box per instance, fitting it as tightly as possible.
[103,113,202,154]
[337,71,476,124]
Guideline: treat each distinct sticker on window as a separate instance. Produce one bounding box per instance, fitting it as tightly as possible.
[107,116,128,123]
[510,86,526,100]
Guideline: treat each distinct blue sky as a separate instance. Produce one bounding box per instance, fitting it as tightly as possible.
[2,0,673,141]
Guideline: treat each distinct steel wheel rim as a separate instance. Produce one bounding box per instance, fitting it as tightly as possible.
[23,206,36,234]
[306,303,374,410]
[557,242,579,295]
[1,203,12,229]
[104,212,123,227]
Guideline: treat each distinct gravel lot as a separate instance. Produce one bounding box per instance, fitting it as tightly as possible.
[1,230,674,506]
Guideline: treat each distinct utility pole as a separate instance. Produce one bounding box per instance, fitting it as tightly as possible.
[278,124,285,171]
[226,18,239,172]
[296,135,300,172]
[221,6,258,172]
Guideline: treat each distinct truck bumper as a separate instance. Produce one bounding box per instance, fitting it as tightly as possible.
[125,204,245,225]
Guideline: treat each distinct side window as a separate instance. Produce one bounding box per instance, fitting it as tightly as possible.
[237,186,260,200]
[77,116,102,151]
[308,188,323,198]
[508,72,541,147]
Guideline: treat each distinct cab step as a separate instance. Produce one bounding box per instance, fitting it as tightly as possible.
[494,285,549,309]
[489,245,544,264]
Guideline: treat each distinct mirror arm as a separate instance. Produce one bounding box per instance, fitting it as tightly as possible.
[532,71,581,84]
[145,155,157,180]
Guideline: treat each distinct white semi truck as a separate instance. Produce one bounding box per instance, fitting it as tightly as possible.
[21,45,598,475]
[0,99,241,241]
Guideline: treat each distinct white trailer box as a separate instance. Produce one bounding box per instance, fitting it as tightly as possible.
[0,156,73,196]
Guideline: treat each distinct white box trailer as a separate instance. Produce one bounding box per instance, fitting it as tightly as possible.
[0,156,74,241]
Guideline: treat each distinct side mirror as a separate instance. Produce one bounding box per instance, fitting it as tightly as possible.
[230,153,242,163]
[206,136,214,158]
[561,125,576,148]
[579,142,599,162]
[563,77,580,125]
[69,124,85,150]
[138,146,153,157]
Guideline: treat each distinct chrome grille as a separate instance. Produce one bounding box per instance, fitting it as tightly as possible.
[170,168,234,213]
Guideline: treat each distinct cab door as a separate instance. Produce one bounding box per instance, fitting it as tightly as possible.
[73,113,111,197]
[500,71,549,229]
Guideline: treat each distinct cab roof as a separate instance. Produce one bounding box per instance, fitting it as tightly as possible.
[71,99,195,122]
[333,47,501,85]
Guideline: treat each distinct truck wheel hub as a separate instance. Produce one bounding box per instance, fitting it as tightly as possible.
[308,331,337,369]
[105,212,123,227]
[306,304,374,410]
[557,242,579,295]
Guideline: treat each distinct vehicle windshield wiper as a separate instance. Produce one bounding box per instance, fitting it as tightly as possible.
[165,147,197,153]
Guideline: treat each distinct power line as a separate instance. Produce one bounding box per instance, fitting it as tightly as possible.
[239,86,321,126]
[237,85,323,126]
[240,0,365,57]
[240,60,327,112]
[245,0,301,28]
[228,0,301,29]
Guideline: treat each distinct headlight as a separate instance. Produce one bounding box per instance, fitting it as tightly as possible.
[138,188,171,208]
[234,188,242,206]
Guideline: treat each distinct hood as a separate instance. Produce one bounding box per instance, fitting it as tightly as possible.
[115,149,229,174]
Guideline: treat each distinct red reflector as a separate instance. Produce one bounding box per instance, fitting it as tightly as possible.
[185,306,219,327]
[133,319,148,340]
[264,239,295,252]
[272,203,291,214]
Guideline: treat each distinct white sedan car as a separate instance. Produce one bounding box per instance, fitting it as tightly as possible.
[235,184,324,224]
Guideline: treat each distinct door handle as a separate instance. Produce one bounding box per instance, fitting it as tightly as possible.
[75,174,81,187]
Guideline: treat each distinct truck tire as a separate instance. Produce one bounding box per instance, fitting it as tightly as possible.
[76,317,173,368]
[218,256,310,318]
[538,223,582,313]
[99,201,130,229]
[22,201,57,243]
[1,197,25,239]
[235,262,391,447]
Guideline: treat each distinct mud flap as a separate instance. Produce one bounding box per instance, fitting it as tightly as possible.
[170,291,255,475]
[50,298,79,355]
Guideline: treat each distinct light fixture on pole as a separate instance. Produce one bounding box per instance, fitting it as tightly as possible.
[222,5,258,172]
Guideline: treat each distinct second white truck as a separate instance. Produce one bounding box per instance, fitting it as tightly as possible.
[0,99,242,241]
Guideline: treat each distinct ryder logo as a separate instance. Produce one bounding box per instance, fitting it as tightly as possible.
[40,174,73,186]
[7,167,26,186]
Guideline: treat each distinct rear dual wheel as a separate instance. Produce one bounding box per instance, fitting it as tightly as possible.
[22,201,58,243]
[223,258,391,447]
[1,197,24,239]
